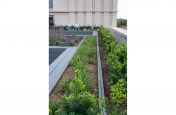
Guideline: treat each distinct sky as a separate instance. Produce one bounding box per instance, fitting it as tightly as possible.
[117,0,127,19]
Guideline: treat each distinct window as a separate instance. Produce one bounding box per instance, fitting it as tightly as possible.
[49,15,54,25]
[49,0,53,9]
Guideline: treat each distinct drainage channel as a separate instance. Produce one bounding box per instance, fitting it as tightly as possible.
[94,31,107,115]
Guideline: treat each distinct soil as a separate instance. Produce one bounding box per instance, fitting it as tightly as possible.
[86,64,98,96]
[98,32,111,101]
[49,66,74,101]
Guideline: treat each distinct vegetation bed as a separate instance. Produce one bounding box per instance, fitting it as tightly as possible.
[99,26,127,115]
[49,26,127,115]
[49,35,83,46]
[49,36,99,115]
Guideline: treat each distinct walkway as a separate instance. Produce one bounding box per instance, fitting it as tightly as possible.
[110,27,127,45]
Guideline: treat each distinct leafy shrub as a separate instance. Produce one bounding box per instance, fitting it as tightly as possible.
[107,43,127,84]
[67,77,87,94]
[100,26,127,84]
[58,76,98,115]
[74,62,90,88]
[58,79,72,95]
[49,109,52,115]
[59,91,98,115]
[110,79,127,114]
[117,18,127,27]
[55,71,99,115]
[99,26,116,53]
[100,26,127,114]
[49,100,60,115]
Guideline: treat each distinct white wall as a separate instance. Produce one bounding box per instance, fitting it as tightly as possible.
[78,0,83,11]
[50,0,117,27]
[78,13,84,25]
[95,0,101,11]
[53,0,69,11]
[54,13,69,26]
[104,0,110,11]
[69,0,75,11]
[69,13,75,24]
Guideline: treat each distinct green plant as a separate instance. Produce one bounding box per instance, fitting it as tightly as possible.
[100,26,127,84]
[88,58,95,64]
[70,36,96,88]
[107,43,127,84]
[59,91,98,115]
[110,79,127,114]
[58,79,72,95]
[68,77,87,94]
[49,109,52,115]
[49,100,60,115]
[117,18,127,27]
[100,26,127,114]
[71,36,96,65]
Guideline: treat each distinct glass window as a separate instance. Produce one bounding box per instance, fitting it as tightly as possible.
[49,16,54,25]
[49,0,53,9]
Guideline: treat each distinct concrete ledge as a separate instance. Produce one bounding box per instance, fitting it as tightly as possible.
[110,27,127,38]
[49,47,73,75]
[49,47,77,93]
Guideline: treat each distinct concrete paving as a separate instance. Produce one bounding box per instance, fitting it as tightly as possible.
[111,27,127,36]
[110,27,127,45]
[49,48,66,65]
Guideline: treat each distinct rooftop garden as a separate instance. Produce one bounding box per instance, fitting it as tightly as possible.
[49,26,127,115]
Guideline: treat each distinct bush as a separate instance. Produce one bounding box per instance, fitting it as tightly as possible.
[100,26,127,114]
[58,75,98,114]
[59,91,98,115]
[99,26,116,53]
[49,100,60,115]
[110,79,127,114]
[67,77,87,94]
[58,79,72,95]
[49,109,52,115]
[100,26,127,84]
[107,43,127,84]
[117,18,127,27]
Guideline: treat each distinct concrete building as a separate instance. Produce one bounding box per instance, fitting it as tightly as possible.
[49,0,117,27]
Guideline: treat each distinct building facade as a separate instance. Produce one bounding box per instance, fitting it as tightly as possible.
[49,0,117,27]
